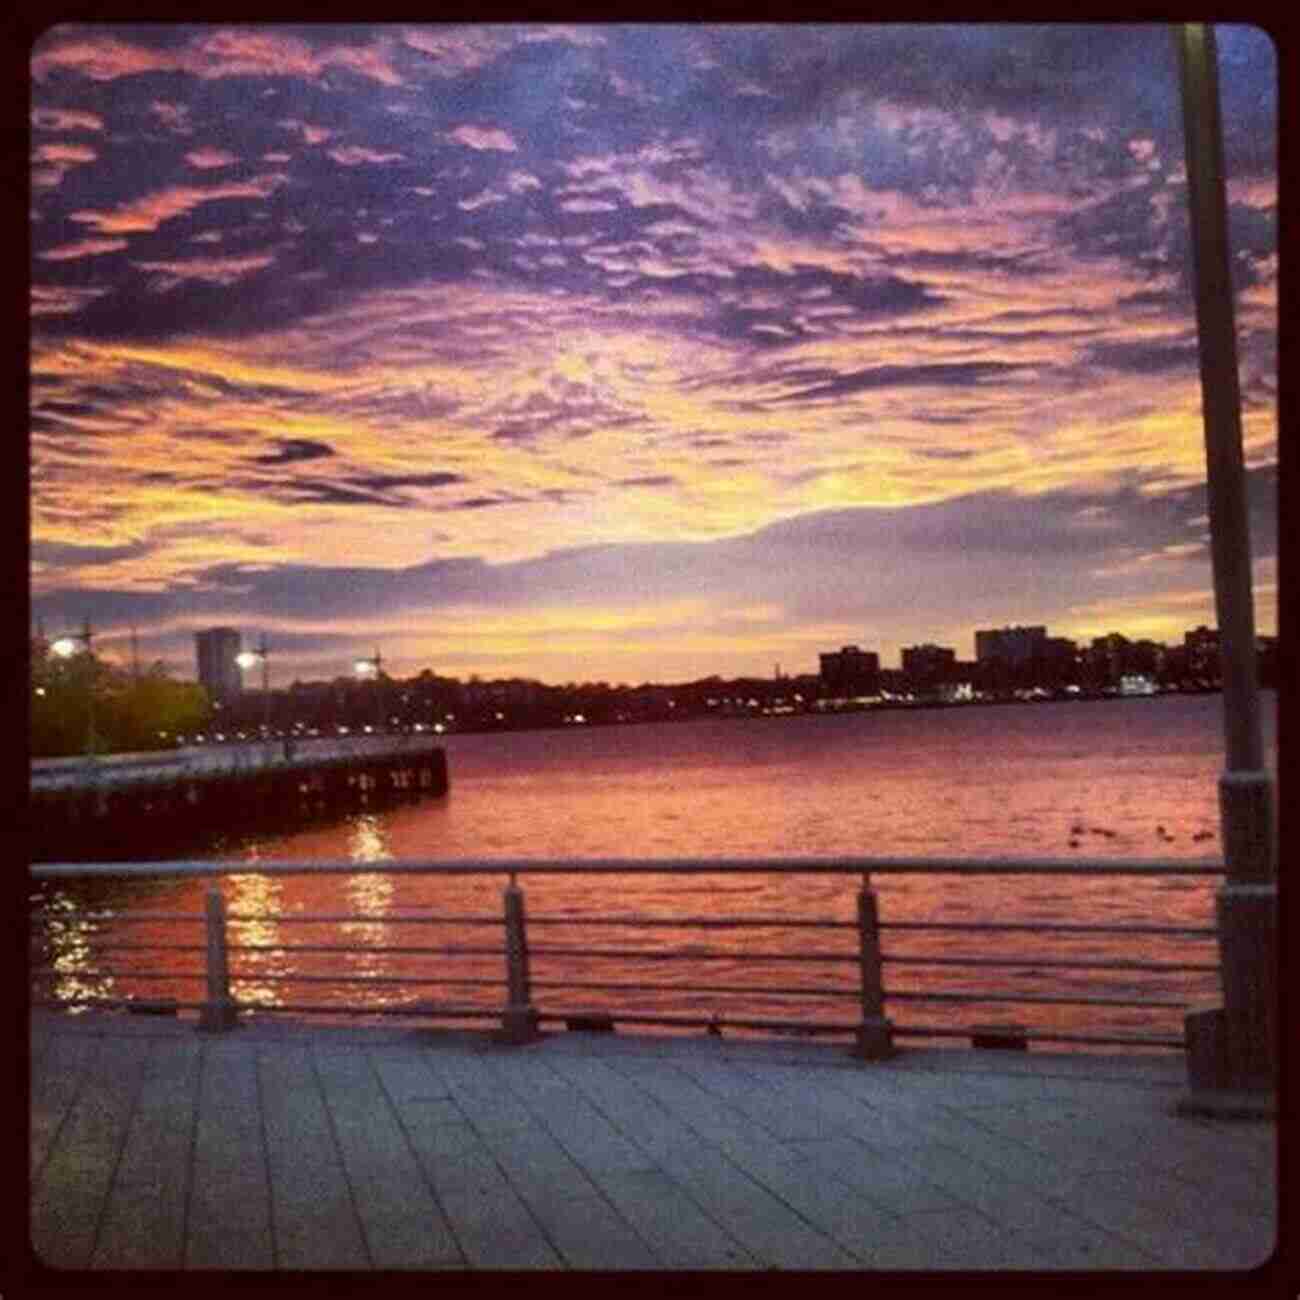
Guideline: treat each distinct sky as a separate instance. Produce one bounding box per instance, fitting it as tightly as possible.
[29,23,1277,687]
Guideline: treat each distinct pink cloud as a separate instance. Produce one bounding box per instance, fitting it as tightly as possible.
[328,145,405,166]
[31,284,110,316]
[32,142,97,165]
[38,237,128,261]
[34,27,405,88]
[185,147,238,169]
[31,107,104,131]
[131,251,277,286]
[70,173,287,234]
[449,124,518,152]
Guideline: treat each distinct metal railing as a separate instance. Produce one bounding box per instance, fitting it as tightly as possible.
[29,857,1226,1052]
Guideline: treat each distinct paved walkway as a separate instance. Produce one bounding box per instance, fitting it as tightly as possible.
[29,1011,1276,1272]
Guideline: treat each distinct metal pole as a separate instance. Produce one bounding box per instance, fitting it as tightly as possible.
[1174,23,1276,1112]
[198,885,237,1032]
[851,875,894,1060]
[1175,23,1266,782]
[499,876,540,1043]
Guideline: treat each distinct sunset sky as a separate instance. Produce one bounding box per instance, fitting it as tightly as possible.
[29,23,1277,687]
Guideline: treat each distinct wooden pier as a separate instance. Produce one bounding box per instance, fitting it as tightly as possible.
[29,739,448,860]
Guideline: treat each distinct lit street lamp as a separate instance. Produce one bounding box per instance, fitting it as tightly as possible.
[50,617,97,757]
[354,648,385,733]
[236,635,271,736]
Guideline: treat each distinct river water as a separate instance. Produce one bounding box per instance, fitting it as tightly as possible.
[31,692,1275,1048]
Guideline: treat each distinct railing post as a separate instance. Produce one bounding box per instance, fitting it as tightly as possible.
[851,875,895,1060]
[498,874,540,1044]
[198,884,238,1033]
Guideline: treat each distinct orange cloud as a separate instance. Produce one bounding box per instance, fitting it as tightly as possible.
[38,237,128,261]
[69,173,287,234]
[185,147,238,169]
[131,251,277,285]
[33,26,405,88]
[31,284,111,315]
[32,142,98,165]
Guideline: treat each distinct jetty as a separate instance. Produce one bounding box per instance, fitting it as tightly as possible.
[29,737,448,859]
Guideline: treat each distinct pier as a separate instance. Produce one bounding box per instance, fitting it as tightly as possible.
[29,1010,1274,1271]
[29,738,448,859]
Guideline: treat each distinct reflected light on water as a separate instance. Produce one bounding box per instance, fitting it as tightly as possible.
[342,816,398,1003]
[40,890,114,1012]
[226,869,286,1009]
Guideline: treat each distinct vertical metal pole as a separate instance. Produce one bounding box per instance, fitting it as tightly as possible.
[499,874,539,1043]
[199,884,238,1032]
[1174,24,1276,1112]
[852,875,894,1060]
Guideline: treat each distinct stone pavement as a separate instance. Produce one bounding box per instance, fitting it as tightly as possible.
[28,1010,1277,1272]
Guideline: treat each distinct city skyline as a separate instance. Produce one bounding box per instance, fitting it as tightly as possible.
[30,24,1277,686]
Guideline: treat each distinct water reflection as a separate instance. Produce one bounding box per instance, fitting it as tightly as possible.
[341,814,398,1006]
[226,866,286,1009]
[37,889,114,1012]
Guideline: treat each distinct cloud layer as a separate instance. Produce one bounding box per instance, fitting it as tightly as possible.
[30,23,1277,682]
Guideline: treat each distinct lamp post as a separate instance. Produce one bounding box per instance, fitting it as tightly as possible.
[50,618,97,758]
[236,636,271,737]
[1173,23,1276,1116]
[354,649,385,734]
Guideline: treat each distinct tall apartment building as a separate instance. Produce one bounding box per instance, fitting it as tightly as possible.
[195,627,242,703]
[974,625,1047,665]
[818,645,881,697]
[901,643,956,690]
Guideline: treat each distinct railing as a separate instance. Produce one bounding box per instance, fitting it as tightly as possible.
[29,857,1226,1053]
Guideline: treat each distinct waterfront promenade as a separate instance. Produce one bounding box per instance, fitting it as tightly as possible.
[29,1010,1275,1272]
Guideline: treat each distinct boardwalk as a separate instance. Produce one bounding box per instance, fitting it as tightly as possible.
[30,1011,1275,1272]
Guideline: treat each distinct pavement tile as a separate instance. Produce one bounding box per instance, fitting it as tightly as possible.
[257,1044,369,1269]
[32,1034,151,1270]
[186,1040,274,1269]
[437,1183,563,1269]
[594,1168,758,1269]
[526,1192,661,1269]
[92,1036,202,1269]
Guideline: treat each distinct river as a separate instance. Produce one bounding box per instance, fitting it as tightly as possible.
[31,692,1275,1048]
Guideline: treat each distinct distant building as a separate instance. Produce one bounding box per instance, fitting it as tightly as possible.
[974,625,1047,666]
[819,645,880,697]
[195,627,242,703]
[901,643,955,691]
[1184,625,1221,682]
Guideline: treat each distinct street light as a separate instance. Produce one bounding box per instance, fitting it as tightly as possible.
[50,618,97,756]
[354,648,384,733]
[236,635,271,736]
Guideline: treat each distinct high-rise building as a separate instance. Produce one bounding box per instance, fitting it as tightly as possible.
[975,625,1047,665]
[819,645,880,697]
[195,627,242,703]
[901,643,956,690]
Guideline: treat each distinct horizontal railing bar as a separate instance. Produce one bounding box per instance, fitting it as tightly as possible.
[526,916,856,930]
[528,946,856,963]
[879,921,1217,937]
[883,990,1189,1008]
[530,980,860,999]
[32,997,207,1012]
[534,1008,862,1033]
[225,914,503,926]
[888,1023,1187,1049]
[33,969,200,981]
[880,954,1221,973]
[29,912,204,925]
[227,973,504,988]
[29,856,1227,881]
[225,943,504,957]
[236,1002,498,1019]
